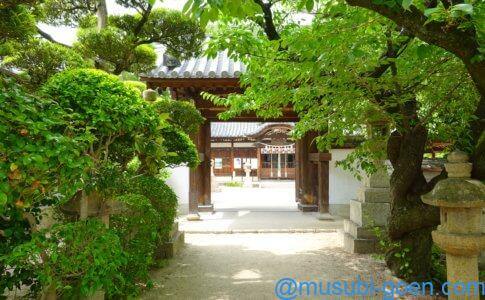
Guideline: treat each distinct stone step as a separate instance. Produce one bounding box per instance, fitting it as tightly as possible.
[357,187,391,203]
[350,199,390,227]
[363,169,390,188]
[297,203,318,212]
[198,204,214,212]
[342,232,377,254]
[343,219,377,240]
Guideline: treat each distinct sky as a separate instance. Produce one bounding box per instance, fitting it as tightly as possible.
[40,0,186,45]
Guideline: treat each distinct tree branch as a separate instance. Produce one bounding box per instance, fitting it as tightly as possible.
[37,27,72,48]
[253,0,280,40]
[133,4,153,37]
[344,0,478,60]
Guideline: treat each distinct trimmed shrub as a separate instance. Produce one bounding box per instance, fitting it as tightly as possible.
[162,125,199,168]
[0,77,91,294]
[152,97,205,135]
[41,68,156,137]
[123,80,146,94]
[3,219,126,298]
[127,175,178,243]
[110,194,159,296]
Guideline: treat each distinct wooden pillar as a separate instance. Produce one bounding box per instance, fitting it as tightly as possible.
[188,130,200,216]
[306,132,319,206]
[317,161,330,213]
[188,121,213,216]
[309,152,331,213]
[295,139,303,202]
[257,147,261,180]
[201,122,211,206]
[230,141,234,179]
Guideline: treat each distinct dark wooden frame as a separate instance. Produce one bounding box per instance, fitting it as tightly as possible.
[141,76,330,214]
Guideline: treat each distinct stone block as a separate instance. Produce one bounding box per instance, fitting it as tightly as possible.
[357,187,391,203]
[155,230,185,260]
[343,232,376,254]
[363,169,390,188]
[343,219,376,240]
[198,204,214,212]
[297,203,318,212]
[350,199,390,227]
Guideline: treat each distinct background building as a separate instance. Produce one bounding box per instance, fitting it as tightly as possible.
[211,122,295,179]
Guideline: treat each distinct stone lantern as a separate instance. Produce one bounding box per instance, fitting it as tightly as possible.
[422,150,485,299]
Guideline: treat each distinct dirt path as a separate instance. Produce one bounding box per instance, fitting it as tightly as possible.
[141,232,388,300]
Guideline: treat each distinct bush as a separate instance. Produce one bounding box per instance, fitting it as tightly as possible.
[123,80,146,94]
[162,125,199,168]
[0,77,90,294]
[41,68,166,183]
[110,194,159,296]
[75,27,157,74]
[127,175,178,243]
[5,39,91,87]
[3,219,126,298]
[41,68,156,137]
[153,97,205,135]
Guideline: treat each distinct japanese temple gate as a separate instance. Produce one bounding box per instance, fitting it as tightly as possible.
[141,53,331,216]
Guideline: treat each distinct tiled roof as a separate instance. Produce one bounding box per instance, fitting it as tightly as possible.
[211,122,294,138]
[146,51,246,79]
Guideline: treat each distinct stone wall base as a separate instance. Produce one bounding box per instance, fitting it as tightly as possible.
[342,219,380,254]
[154,222,185,260]
[297,203,318,212]
[329,204,350,219]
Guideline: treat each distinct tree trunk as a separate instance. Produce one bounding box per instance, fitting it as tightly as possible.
[385,125,440,281]
[464,59,485,180]
[96,0,108,31]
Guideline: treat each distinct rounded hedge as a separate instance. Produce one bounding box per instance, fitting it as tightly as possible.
[4,219,125,298]
[123,80,146,94]
[41,68,156,136]
[127,175,178,243]
[162,125,199,168]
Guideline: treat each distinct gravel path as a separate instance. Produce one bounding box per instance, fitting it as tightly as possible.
[141,232,387,300]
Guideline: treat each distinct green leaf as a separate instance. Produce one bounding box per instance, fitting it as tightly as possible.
[306,0,314,12]
[183,0,194,13]
[424,7,441,17]
[0,192,7,205]
[451,3,473,15]
[402,0,413,10]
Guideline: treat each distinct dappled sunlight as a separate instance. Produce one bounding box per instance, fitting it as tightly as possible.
[237,210,251,217]
[232,269,262,280]
[143,233,387,299]
[187,233,343,256]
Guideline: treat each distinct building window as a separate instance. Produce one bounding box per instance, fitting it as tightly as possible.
[250,158,258,169]
[214,158,223,169]
[234,158,242,169]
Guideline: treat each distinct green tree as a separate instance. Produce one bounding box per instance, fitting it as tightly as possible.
[188,1,479,280]
[0,76,92,293]
[4,39,91,87]
[39,0,205,74]
[184,0,485,179]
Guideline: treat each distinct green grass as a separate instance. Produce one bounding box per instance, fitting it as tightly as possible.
[223,181,243,187]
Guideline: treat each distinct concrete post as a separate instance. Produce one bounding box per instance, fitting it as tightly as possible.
[422,150,485,300]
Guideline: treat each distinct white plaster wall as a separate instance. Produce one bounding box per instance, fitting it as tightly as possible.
[329,149,362,217]
[165,166,189,215]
